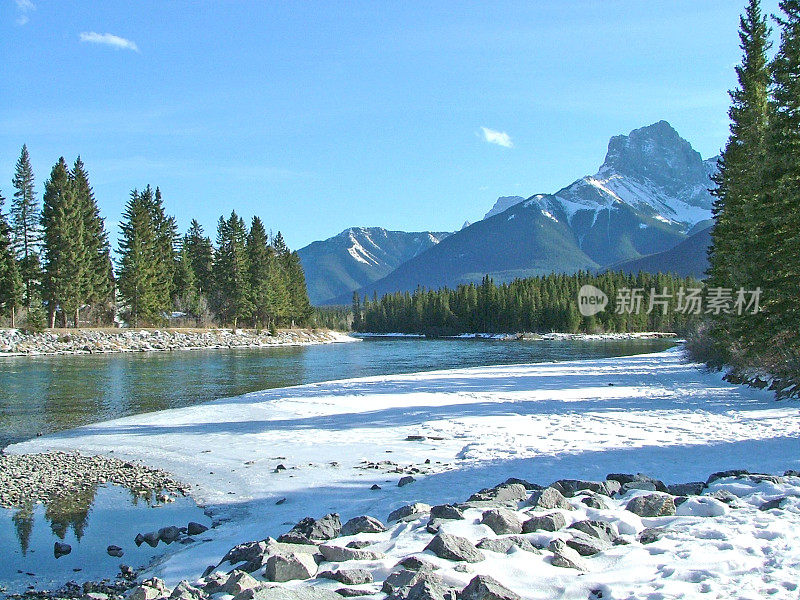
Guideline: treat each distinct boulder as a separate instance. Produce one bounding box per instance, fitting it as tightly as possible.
[430,505,465,520]
[468,483,528,505]
[54,541,72,558]
[346,540,372,549]
[159,526,182,544]
[169,581,207,600]
[666,482,706,496]
[607,473,667,493]
[500,478,541,491]
[565,531,611,556]
[397,579,457,600]
[265,553,318,582]
[480,509,522,535]
[527,487,572,511]
[621,481,657,494]
[284,514,342,542]
[578,494,609,510]
[397,557,439,571]
[705,469,750,484]
[129,586,164,600]
[550,480,609,498]
[188,522,209,536]
[424,533,484,563]
[388,503,431,523]
[142,531,161,547]
[522,512,565,533]
[382,567,441,595]
[460,575,521,600]
[220,571,262,595]
[318,569,374,585]
[568,520,620,544]
[320,544,385,562]
[476,536,538,554]
[398,476,416,487]
[341,515,386,536]
[625,494,676,517]
[107,545,124,558]
[759,497,787,511]
[334,589,370,598]
[548,539,587,571]
[637,528,663,544]
[222,540,269,565]
[426,519,444,534]
[239,588,342,600]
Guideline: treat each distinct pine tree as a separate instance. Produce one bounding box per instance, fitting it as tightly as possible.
[172,244,198,317]
[41,158,87,328]
[72,157,114,321]
[117,189,161,326]
[11,144,42,308]
[247,216,272,328]
[145,186,178,304]
[0,190,22,326]
[283,250,312,327]
[213,211,252,328]
[184,219,214,297]
[707,0,772,365]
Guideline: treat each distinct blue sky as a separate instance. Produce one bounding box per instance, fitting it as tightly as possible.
[0,0,782,250]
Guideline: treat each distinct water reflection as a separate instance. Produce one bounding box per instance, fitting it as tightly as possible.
[0,338,676,449]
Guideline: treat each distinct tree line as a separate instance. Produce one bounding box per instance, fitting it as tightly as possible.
[353,272,702,336]
[0,147,312,329]
[698,0,800,392]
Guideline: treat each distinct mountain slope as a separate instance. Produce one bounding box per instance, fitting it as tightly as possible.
[298,228,450,304]
[613,225,712,278]
[328,121,716,303]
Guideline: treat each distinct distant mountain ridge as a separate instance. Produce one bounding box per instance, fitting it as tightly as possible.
[298,227,450,304]
[326,121,717,304]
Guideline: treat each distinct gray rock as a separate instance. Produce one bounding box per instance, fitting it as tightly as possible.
[424,533,484,563]
[602,479,622,496]
[578,494,609,510]
[397,557,439,571]
[705,469,750,484]
[240,588,343,600]
[222,540,269,565]
[527,487,573,511]
[134,533,146,547]
[625,494,676,517]
[430,504,465,520]
[142,531,161,547]
[318,569,374,585]
[382,567,441,595]
[341,515,387,536]
[276,531,314,545]
[607,473,667,493]
[710,490,740,506]
[129,586,164,600]
[388,503,431,523]
[426,518,444,534]
[460,575,521,600]
[159,526,182,544]
[169,581,207,600]
[399,579,457,600]
[522,512,566,533]
[759,497,787,511]
[666,482,706,496]
[621,481,657,494]
[468,483,528,505]
[568,520,620,544]
[398,476,416,487]
[334,589,371,598]
[188,522,209,536]
[107,545,124,558]
[550,480,607,498]
[220,571,262,595]
[285,514,342,542]
[501,478,541,491]
[54,541,72,558]
[565,531,611,556]
[320,544,385,562]
[476,536,538,554]
[548,539,587,571]
[637,528,663,544]
[480,509,522,535]
[346,540,373,549]
[265,553,318,582]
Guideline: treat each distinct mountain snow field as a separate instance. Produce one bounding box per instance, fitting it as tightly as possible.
[8,348,800,599]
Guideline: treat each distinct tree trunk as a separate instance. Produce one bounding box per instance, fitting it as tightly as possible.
[49,310,56,329]
[10,309,15,328]
[74,307,80,329]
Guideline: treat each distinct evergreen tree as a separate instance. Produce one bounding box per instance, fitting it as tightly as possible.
[172,244,199,316]
[247,216,273,328]
[707,0,772,364]
[41,158,87,328]
[0,190,22,326]
[117,189,162,326]
[352,291,362,331]
[72,157,114,320]
[213,211,252,328]
[283,250,312,327]
[184,219,214,297]
[11,144,41,308]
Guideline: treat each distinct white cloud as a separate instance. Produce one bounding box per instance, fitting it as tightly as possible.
[14,0,34,25]
[480,126,513,148]
[79,32,139,52]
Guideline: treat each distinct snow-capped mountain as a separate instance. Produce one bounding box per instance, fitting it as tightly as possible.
[298,227,450,304]
[483,196,525,220]
[327,121,717,302]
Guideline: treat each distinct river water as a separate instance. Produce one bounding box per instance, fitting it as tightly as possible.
[0,337,676,449]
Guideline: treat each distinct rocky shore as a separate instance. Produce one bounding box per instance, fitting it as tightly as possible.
[0,329,355,357]
[0,452,189,509]
[5,465,797,600]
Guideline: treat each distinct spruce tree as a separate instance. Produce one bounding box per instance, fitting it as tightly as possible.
[41,157,87,328]
[11,144,42,308]
[117,189,161,326]
[707,0,772,365]
[247,216,272,328]
[184,219,214,297]
[213,211,252,328]
[72,157,114,320]
[0,190,22,326]
[284,250,312,327]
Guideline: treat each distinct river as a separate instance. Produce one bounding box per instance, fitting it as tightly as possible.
[0,336,677,449]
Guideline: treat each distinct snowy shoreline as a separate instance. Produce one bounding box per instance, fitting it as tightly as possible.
[354,332,678,341]
[0,328,358,357]
[6,348,800,598]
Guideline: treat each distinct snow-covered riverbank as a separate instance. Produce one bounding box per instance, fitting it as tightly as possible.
[0,328,357,356]
[7,349,800,599]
